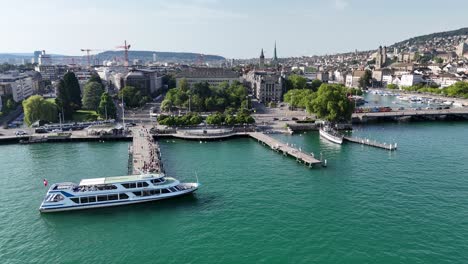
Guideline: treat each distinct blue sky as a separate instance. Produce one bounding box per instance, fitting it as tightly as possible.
[1,0,467,58]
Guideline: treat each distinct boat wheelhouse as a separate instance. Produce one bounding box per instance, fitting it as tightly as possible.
[39,173,198,213]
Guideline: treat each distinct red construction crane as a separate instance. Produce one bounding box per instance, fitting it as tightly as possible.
[116,40,131,67]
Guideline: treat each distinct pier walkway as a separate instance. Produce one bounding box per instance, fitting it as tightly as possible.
[344,136,397,151]
[130,128,164,174]
[353,108,468,120]
[248,132,322,167]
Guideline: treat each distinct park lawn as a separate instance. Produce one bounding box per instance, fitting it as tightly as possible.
[72,110,99,122]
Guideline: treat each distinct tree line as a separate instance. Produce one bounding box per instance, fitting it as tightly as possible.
[161,79,250,113]
[283,83,355,122]
[23,72,116,126]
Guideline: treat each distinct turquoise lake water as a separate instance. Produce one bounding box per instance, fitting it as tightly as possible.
[1,122,468,263]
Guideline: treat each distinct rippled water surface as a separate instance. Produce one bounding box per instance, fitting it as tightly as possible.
[1,122,468,263]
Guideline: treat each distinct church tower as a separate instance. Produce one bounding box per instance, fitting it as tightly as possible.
[259,49,265,69]
[272,42,278,66]
[376,46,383,70]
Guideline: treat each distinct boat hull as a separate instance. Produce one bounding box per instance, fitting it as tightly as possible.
[319,129,343,144]
[39,186,198,213]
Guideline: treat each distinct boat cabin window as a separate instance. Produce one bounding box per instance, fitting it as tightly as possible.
[119,193,129,199]
[71,198,80,204]
[151,178,165,184]
[133,191,142,196]
[141,189,161,196]
[137,182,149,188]
[161,189,171,194]
[108,194,118,201]
[97,195,108,202]
[122,183,137,189]
[89,196,96,203]
[45,194,65,203]
[80,197,89,203]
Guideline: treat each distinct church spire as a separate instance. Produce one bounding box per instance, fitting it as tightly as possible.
[273,42,278,61]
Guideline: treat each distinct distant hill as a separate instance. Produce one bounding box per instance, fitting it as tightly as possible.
[392,27,468,47]
[96,50,225,63]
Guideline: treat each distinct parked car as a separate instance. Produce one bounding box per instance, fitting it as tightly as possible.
[51,129,63,133]
[272,118,279,121]
[126,122,137,127]
[281,118,288,121]
[35,127,48,134]
[291,117,299,121]
[15,130,27,136]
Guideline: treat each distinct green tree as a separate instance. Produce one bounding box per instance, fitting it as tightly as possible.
[23,95,58,126]
[206,113,225,125]
[63,72,82,109]
[97,92,116,119]
[162,74,177,89]
[225,115,236,125]
[6,98,15,110]
[310,79,323,91]
[178,78,189,92]
[358,70,372,89]
[82,82,104,110]
[161,99,173,112]
[387,84,399,90]
[55,79,73,119]
[310,84,354,122]
[434,57,444,64]
[288,74,307,90]
[88,74,103,85]
[119,86,143,108]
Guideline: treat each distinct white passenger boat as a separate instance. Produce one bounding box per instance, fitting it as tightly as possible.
[39,173,199,213]
[319,126,344,145]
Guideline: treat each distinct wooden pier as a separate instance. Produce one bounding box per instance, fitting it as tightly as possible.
[248,132,323,167]
[130,128,164,174]
[344,136,397,151]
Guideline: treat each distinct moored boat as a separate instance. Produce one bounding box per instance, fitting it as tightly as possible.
[319,126,344,144]
[39,173,199,213]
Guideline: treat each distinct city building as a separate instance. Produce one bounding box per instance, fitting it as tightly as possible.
[175,67,240,89]
[33,51,42,64]
[38,50,52,66]
[345,70,366,88]
[0,72,35,102]
[400,74,424,87]
[125,69,163,95]
[244,71,283,103]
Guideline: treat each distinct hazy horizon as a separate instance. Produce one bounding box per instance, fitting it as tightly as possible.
[1,0,468,59]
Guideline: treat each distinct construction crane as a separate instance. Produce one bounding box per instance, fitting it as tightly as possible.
[80,49,93,67]
[116,40,131,67]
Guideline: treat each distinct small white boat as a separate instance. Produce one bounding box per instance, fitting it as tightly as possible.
[39,173,199,213]
[319,126,344,144]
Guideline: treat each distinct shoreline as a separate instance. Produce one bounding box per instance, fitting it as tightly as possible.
[1,116,468,145]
